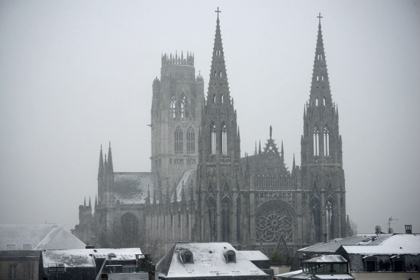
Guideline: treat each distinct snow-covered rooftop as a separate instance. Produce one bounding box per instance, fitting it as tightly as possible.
[302,255,347,263]
[238,250,269,261]
[342,234,420,255]
[298,234,392,253]
[0,224,85,250]
[42,248,143,268]
[157,242,269,278]
[113,172,157,204]
[276,269,354,280]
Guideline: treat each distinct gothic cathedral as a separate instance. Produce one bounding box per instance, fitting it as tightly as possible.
[75,12,349,255]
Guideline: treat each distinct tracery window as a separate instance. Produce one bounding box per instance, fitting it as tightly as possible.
[175,126,183,154]
[211,124,216,154]
[186,127,195,154]
[221,124,227,155]
[323,126,329,156]
[313,126,319,156]
[256,201,293,243]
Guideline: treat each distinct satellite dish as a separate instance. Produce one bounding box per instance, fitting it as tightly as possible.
[388,228,394,234]
[375,225,381,234]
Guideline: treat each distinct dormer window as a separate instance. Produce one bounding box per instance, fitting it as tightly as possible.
[178,250,194,264]
[223,250,236,263]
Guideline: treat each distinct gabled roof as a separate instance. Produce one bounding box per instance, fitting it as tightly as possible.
[0,224,85,250]
[157,242,268,278]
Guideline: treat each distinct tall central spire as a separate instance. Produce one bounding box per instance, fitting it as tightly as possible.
[207,8,230,104]
[309,13,332,108]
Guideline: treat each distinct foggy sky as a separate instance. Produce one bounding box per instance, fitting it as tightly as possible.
[1,1,419,235]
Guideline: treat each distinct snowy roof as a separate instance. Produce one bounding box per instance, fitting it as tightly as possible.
[298,234,392,253]
[0,224,86,250]
[276,269,354,280]
[342,234,420,255]
[157,242,269,278]
[238,250,269,262]
[42,248,143,268]
[302,255,347,263]
[113,172,157,204]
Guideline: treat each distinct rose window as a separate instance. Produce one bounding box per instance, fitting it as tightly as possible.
[256,201,293,243]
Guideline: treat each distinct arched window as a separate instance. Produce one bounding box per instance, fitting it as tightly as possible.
[211,124,216,154]
[323,97,326,106]
[214,71,217,77]
[221,197,231,242]
[121,213,139,247]
[187,127,195,154]
[315,97,319,106]
[221,94,224,103]
[221,124,227,155]
[170,96,176,119]
[313,126,319,156]
[175,126,183,154]
[219,71,223,77]
[324,126,329,156]
[213,94,216,104]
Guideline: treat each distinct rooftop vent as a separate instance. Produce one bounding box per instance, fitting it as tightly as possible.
[178,249,193,264]
[223,250,236,263]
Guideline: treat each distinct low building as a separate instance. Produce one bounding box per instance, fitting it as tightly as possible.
[0,224,86,280]
[156,242,271,280]
[39,247,155,280]
[290,228,420,279]
[276,254,354,280]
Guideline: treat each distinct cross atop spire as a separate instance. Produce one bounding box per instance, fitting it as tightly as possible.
[317,13,323,25]
[215,7,221,19]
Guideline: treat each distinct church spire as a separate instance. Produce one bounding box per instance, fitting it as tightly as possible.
[309,13,332,108]
[207,7,230,104]
[107,142,113,172]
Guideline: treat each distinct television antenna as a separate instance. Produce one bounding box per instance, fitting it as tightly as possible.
[388,217,398,233]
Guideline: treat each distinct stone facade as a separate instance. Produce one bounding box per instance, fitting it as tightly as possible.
[75,14,349,257]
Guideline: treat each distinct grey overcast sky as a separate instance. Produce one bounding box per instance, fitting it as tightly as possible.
[1,1,419,235]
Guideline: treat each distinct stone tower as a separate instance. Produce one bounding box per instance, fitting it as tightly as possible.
[196,10,242,244]
[300,15,346,243]
[151,53,204,189]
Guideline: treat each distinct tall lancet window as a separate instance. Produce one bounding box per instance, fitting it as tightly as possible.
[326,201,333,240]
[175,126,183,154]
[211,124,216,154]
[170,96,176,119]
[313,126,319,156]
[187,127,195,154]
[207,198,217,241]
[221,197,231,242]
[324,126,330,156]
[179,95,186,119]
[221,124,227,155]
